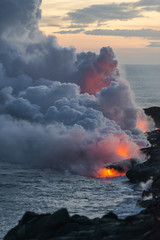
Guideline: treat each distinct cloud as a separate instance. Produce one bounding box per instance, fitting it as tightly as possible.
[147,42,160,47]
[4,98,40,120]
[134,0,160,12]
[0,0,42,36]
[40,16,62,27]
[65,1,160,28]
[55,29,84,34]
[68,24,88,29]
[136,0,160,7]
[67,3,141,24]
[85,29,160,40]
[48,24,60,27]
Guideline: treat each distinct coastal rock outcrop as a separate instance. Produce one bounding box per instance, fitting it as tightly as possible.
[127,105,160,183]
[3,206,157,240]
[127,129,160,182]
[144,107,160,127]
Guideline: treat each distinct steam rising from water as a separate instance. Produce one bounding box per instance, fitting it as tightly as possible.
[0,0,149,176]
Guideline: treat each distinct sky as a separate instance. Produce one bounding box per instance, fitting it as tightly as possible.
[40,0,160,64]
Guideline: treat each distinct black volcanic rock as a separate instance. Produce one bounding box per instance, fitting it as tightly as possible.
[144,106,160,127]
[4,208,155,240]
[126,154,160,182]
[4,208,70,240]
[152,175,160,199]
[105,158,138,173]
[127,129,160,183]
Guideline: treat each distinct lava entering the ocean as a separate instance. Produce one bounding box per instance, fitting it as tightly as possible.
[95,167,126,178]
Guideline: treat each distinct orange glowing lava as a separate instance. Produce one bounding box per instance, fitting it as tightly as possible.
[95,168,126,179]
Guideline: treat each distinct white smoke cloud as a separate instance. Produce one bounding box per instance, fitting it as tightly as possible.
[0,0,42,34]
[0,0,149,176]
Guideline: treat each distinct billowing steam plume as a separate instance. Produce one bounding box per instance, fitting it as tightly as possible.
[0,0,149,176]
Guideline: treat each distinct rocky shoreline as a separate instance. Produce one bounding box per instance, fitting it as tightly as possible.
[127,107,160,183]
[4,107,160,240]
[3,204,159,240]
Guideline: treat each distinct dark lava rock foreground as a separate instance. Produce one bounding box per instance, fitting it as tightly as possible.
[3,204,160,240]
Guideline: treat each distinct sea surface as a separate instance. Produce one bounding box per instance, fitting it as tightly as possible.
[1,64,160,239]
[122,64,160,108]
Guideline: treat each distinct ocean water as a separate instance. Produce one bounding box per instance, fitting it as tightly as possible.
[122,64,160,108]
[0,166,143,239]
[1,64,160,239]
